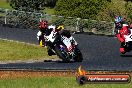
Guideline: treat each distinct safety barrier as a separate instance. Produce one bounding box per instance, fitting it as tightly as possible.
[0,8,114,35]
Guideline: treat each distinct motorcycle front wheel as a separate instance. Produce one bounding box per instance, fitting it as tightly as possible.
[73,47,83,62]
[54,45,70,62]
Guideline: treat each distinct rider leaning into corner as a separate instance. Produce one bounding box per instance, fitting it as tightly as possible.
[37,21,66,55]
[114,16,132,54]
[46,23,66,56]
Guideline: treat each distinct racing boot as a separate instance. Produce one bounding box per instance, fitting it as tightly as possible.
[120,47,126,54]
[38,35,45,47]
[39,40,44,47]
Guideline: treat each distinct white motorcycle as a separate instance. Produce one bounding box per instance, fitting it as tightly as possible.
[123,26,132,53]
[44,25,83,62]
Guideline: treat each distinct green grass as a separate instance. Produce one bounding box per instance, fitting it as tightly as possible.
[44,7,55,15]
[0,0,55,15]
[0,77,131,88]
[0,0,12,9]
[0,39,56,61]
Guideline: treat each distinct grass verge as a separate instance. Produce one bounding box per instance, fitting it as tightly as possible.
[0,0,12,9]
[43,7,55,15]
[0,39,57,61]
[0,77,131,88]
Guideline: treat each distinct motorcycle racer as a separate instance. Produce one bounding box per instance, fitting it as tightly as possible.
[37,20,48,47]
[114,16,130,54]
[46,24,65,56]
[44,24,83,62]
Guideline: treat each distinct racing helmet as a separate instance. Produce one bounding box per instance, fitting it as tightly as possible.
[39,20,48,29]
[56,25,64,31]
[114,16,123,23]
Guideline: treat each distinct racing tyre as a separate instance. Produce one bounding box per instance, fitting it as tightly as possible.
[55,45,70,62]
[48,49,55,56]
[73,48,83,62]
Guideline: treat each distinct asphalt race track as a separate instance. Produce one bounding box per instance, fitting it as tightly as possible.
[0,26,132,71]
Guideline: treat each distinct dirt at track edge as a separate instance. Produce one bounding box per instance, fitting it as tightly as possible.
[0,70,75,79]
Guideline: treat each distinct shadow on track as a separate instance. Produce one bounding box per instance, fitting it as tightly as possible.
[120,55,132,57]
[43,60,82,63]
